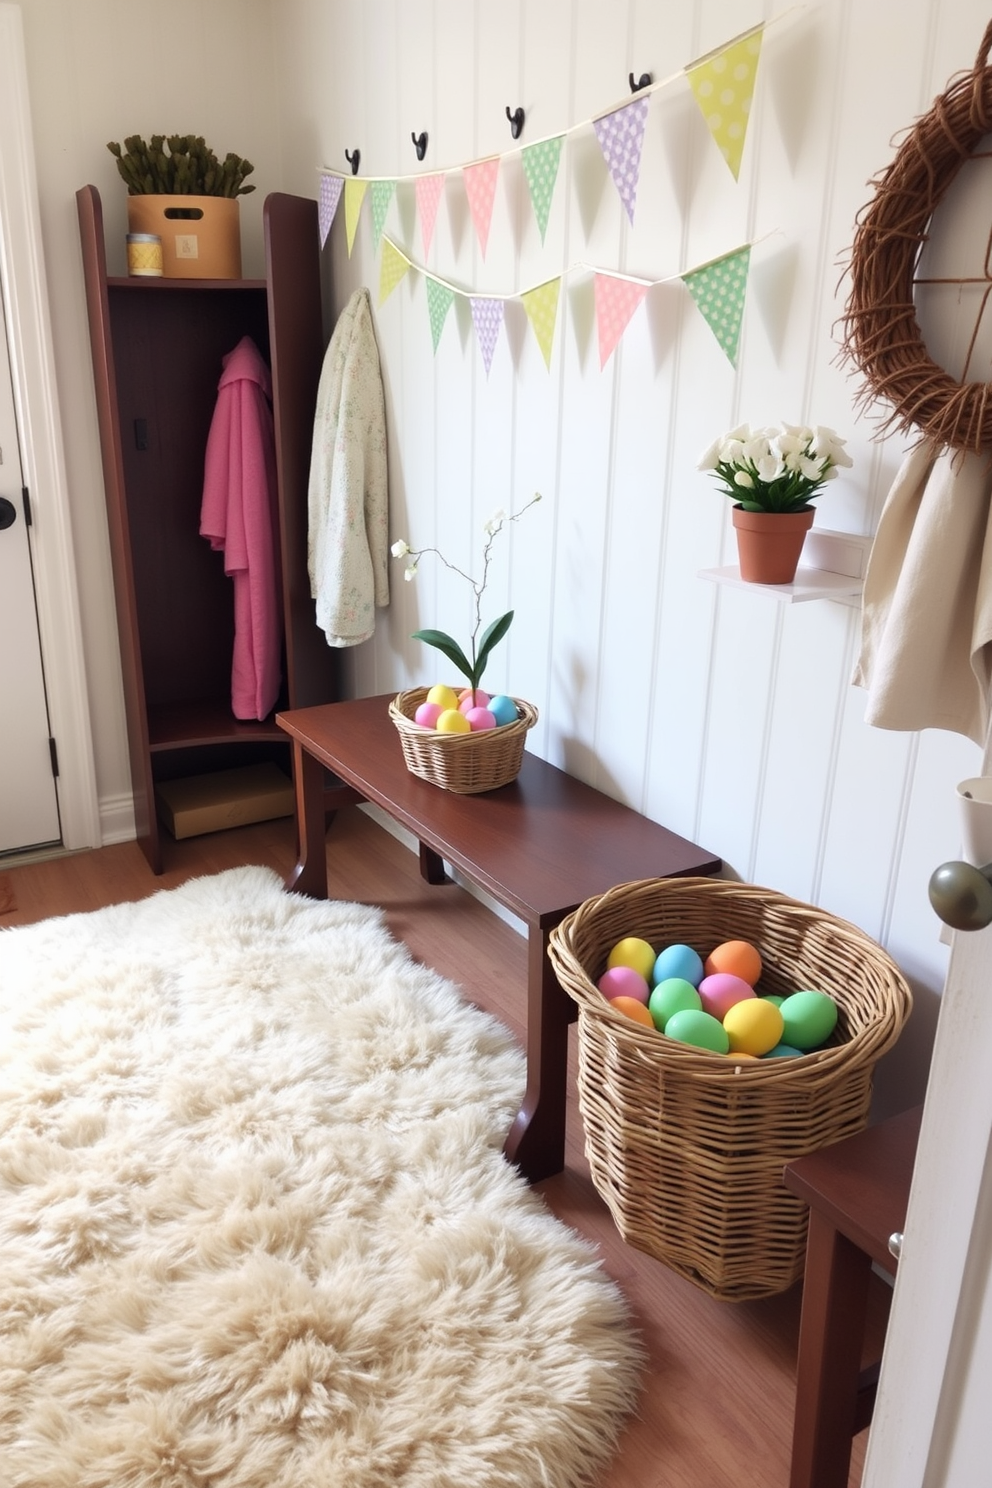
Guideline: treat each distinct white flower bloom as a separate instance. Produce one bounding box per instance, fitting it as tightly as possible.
[404,563,418,581]
[796,454,824,480]
[391,538,410,558]
[741,435,771,464]
[755,454,785,483]
[773,431,807,457]
[720,438,747,465]
[810,426,853,467]
[734,470,754,489]
[484,508,507,535]
[697,437,724,471]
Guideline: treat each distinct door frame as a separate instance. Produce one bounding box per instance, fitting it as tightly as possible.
[0,3,98,852]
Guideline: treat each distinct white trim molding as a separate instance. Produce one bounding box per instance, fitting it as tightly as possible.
[0,3,99,850]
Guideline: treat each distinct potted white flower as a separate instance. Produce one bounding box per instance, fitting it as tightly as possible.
[698,423,853,583]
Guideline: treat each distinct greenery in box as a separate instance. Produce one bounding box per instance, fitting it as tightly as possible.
[107,134,255,198]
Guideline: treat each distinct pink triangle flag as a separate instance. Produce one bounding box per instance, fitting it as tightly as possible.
[415,173,445,257]
[318,174,344,247]
[592,96,649,224]
[594,274,648,368]
[470,297,505,377]
[462,157,500,257]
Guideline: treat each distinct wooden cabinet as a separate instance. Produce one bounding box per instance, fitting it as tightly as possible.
[77,185,339,873]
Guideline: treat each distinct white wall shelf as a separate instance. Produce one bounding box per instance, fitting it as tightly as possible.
[698,529,871,606]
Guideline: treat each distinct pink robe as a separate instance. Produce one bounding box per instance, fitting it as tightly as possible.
[200,336,282,721]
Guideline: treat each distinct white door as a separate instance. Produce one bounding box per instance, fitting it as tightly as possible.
[0,281,61,855]
[862,880,992,1486]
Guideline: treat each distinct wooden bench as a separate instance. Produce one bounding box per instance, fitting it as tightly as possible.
[277,693,721,1181]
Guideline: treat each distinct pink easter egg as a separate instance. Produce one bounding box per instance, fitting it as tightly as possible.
[466,706,497,731]
[597,965,650,1004]
[459,690,492,714]
[698,972,755,1021]
[414,700,443,728]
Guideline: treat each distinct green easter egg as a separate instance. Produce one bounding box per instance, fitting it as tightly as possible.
[665,1008,730,1054]
[761,994,785,1007]
[648,977,702,1031]
[779,990,838,1050]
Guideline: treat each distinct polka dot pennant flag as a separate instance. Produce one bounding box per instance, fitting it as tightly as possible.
[521,136,564,243]
[462,157,501,257]
[415,173,445,257]
[470,297,505,377]
[344,178,368,257]
[318,173,343,248]
[592,96,649,225]
[521,278,561,370]
[370,180,397,253]
[682,245,751,367]
[379,237,410,306]
[425,276,456,353]
[594,274,649,369]
[686,28,763,181]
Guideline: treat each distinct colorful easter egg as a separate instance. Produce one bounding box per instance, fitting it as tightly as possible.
[610,996,656,1029]
[652,943,704,988]
[762,1043,804,1059]
[723,997,784,1057]
[664,1008,730,1054]
[466,706,497,731]
[435,708,471,734]
[606,937,656,981]
[780,990,839,1050]
[704,939,763,986]
[488,695,520,727]
[698,972,755,1022]
[458,687,491,711]
[427,684,459,712]
[648,977,702,1031]
[414,700,443,728]
[597,966,651,1004]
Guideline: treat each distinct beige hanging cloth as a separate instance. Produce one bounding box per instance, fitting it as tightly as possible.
[854,441,992,744]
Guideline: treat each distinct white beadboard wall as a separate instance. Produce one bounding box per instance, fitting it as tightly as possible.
[270,0,990,1116]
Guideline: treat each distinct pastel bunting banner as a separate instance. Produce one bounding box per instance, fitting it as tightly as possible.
[682,245,751,366]
[318,173,343,248]
[469,297,506,377]
[521,136,564,243]
[370,180,397,252]
[425,276,456,353]
[686,28,763,181]
[344,178,368,257]
[521,279,561,370]
[379,237,410,305]
[415,173,445,257]
[592,96,649,224]
[594,274,649,368]
[462,157,500,257]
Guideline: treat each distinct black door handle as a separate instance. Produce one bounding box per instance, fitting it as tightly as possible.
[0,496,16,530]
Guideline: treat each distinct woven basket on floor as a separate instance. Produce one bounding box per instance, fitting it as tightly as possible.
[547,875,913,1302]
[389,688,538,794]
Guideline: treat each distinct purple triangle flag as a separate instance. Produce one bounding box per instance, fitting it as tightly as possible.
[470,297,505,377]
[592,97,649,225]
[318,174,344,247]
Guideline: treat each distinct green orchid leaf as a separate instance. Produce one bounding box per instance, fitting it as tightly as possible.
[411,628,474,684]
[474,611,514,678]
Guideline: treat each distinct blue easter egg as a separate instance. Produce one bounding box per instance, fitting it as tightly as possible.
[488,694,520,727]
[652,942,704,988]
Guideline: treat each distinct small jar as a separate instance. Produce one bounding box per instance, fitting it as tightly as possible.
[126,232,163,277]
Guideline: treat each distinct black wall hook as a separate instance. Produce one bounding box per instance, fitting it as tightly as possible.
[344,147,361,175]
[505,105,525,140]
[629,71,652,92]
[411,131,428,161]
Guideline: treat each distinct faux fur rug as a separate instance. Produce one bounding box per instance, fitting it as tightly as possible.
[0,866,642,1488]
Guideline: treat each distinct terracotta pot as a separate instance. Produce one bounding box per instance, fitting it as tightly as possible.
[731,505,816,584]
[126,195,241,279]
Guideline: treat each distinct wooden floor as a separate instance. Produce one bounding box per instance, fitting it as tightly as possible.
[0,806,891,1488]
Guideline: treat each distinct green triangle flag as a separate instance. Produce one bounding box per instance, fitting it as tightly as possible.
[682,245,751,367]
[521,136,563,243]
[425,277,455,353]
[370,180,397,252]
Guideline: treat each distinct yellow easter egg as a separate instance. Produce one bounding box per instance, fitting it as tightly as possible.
[427,684,459,712]
[435,707,471,734]
[723,997,784,1057]
[606,937,656,982]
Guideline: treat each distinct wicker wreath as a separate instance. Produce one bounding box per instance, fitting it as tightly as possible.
[841,20,992,455]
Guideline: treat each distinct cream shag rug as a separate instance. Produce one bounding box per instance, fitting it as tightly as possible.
[0,866,643,1488]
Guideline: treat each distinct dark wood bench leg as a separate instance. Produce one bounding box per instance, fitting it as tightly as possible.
[503,923,576,1183]
[285,742,329,900]
[419,841,450,885]
[789,1210,873,1488]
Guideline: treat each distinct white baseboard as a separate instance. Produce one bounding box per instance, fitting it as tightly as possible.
[99,792,137,847]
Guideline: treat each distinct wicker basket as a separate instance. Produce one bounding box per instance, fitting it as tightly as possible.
[547,876,913,1302]
[389,688,538,793]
